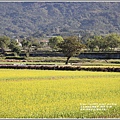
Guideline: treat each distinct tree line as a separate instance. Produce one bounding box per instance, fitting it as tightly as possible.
[85,33,120,52]
[48,34,120,64]
[0,36,42,57]
[0,33,120,64]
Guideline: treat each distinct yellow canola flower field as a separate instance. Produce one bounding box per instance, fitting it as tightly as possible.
[0,69,120,118]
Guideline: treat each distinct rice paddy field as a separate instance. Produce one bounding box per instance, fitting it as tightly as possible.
[0,69,120,118]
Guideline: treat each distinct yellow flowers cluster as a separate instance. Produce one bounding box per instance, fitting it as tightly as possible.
[0,69,120,118]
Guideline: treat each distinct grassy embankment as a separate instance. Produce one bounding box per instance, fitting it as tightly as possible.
[0,57,120,68]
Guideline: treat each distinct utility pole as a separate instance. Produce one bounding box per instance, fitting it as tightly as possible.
[78,33,81,42]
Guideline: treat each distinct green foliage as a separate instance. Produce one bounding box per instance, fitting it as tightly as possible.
[21,39,32,57]
[85,33,120,52]
[105,33,120,50]
[21,37,43,57]
[0,2,120,36]
[0,36,10,54]
[9,40,18,49]
[49,36,63,51]
[58,36,85,64]
[12,46,21,56]
[32,39,41,51]
[9,40,21,56]
[21,39,31,49]
[86,38,96,52]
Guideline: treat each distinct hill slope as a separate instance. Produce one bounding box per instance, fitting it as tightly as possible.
[0,2,120,37]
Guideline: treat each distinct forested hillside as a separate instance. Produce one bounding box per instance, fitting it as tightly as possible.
[0,2,120,37]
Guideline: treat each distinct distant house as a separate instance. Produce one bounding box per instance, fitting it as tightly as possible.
[15,39,22,47]
[40,39,49,46]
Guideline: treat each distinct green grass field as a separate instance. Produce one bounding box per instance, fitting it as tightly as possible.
[0,69,120,118]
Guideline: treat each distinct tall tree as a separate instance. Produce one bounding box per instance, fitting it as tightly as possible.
[58,36,85,64]
[0,36,10,55]
[9,40,21,56]
[86,38,96,52]
[93,35,108,51]
[21,39,32,57]
[105,33,120,51]
[49,36,64,51]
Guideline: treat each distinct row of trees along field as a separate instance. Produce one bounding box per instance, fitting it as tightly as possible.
[0,33,120,64]
[85,33,120,52]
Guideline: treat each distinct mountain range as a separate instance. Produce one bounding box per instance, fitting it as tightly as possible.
[0,2,120,37]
